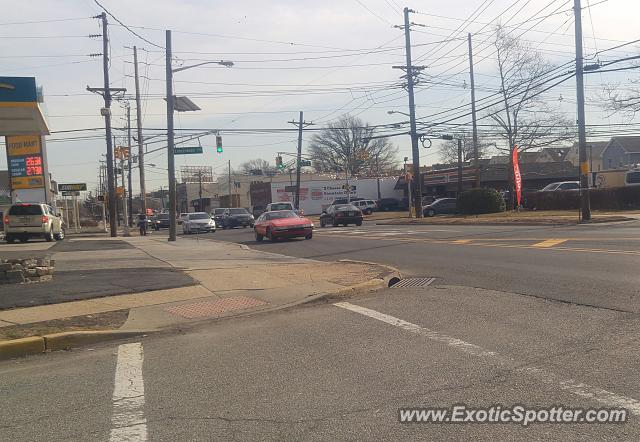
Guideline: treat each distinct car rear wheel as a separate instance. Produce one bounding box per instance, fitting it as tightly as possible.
[54,229,65,241]
[305,233,313,240]
[356,221,362,226]
[426,209,436,217]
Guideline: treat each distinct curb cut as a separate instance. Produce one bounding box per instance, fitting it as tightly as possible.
[0,329,150,361]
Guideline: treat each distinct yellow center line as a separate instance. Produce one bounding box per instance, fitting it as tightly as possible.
[531,239,568,248]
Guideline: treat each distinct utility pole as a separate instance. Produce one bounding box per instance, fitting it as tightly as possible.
[457,138,463,195]
[397,7,423,217]
[100,163,107,232]
[288,112,313,210]
[573,0,591,221]
[120,152,130,237]
[375,153,382,200]
[165,30,177,240]
[468,33,480,188]
[94,13,117,236]
[126,104,133,226]
[133,46,147,217]
[228,160,232,207]
[113,135,119,227]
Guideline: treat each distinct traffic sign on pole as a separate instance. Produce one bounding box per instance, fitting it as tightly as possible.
[174,146,203,155]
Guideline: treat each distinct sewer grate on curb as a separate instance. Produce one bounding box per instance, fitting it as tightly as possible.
[164,296,268,319]
[390,277,436,288]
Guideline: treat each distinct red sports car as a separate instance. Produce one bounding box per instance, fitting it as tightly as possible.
[253,210,314,242]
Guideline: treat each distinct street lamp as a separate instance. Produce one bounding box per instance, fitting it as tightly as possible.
[387,110,410,117]
[165,30,233,241]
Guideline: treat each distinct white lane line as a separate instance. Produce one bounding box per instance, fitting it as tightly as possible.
[334,302,640,415]
[110,342,147,442]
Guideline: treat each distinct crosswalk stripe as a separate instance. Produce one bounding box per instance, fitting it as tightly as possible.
[110,342,147,442]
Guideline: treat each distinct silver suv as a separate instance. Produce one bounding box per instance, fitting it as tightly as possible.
[3,203,65,243]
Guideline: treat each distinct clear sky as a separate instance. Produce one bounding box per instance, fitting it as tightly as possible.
[1,0,638,194]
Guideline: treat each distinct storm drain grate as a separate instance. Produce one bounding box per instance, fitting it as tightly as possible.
[164,296,268,319]
[390,277,436,288]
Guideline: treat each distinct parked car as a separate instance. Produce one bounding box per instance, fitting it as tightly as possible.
[211,208,227,226]
[377,197,401,211]
[624,169,640,186]
[319,204,363,227]
[266,201,304,216]
[539,181,580,191]
[251,205,266,218]
[152,213,171,230]
[423,198,458,217]
[221,208,254,229]
[351,199,377,215]
[182,212,216,234]
[4,203,65,243]
[254,210,313,242]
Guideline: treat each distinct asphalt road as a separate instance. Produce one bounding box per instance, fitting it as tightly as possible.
[193,220,640,312]
[2,220,640,440]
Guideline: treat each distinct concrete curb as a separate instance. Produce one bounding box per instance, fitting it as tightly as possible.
[375,216,636,227]
[0,330,150,361]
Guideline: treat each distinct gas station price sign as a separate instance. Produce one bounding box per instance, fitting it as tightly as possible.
[5,135,45,189]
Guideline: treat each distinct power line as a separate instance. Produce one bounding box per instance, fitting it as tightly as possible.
[93,0,164,49]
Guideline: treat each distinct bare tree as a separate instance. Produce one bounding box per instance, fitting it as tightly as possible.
[308,115,398,176]
[239,158,277,175]
[439,132,494,164]
[489,25,575,208]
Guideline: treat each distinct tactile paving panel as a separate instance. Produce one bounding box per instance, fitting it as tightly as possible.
[164,296,268,319]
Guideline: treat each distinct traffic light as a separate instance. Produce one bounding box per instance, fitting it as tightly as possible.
[216,135,223,153]
[276,156,284,169]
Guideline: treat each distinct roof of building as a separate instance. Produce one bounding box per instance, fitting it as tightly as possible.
[480,161,578,182]
[608,136,640,153]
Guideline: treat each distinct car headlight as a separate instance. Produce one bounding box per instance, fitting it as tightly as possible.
[301,223,313,228]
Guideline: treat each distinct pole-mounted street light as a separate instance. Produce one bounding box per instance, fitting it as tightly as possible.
[166,29,233,242]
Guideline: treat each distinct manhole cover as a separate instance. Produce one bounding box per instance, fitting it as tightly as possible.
[164,296,268,319]
[390,277,435,288]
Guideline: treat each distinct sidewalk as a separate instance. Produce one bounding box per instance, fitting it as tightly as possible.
[0,235,398,355]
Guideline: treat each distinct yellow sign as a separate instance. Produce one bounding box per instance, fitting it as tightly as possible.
[11,176,44,189]
[6,135,41,156]
[116,186,125,197]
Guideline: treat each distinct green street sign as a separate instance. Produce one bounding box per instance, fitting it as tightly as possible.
[174,146,203,155]
[299,160,311,167]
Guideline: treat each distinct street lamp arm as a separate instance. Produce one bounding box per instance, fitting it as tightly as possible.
[172,60,234,73]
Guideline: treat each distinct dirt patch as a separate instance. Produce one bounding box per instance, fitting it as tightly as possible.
[0,310,129,340]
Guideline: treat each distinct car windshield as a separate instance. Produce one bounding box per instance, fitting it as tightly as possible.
[157,214,169,220]
[265,211,298,220]
[189,213,209,220]
[229,209,248,215]
[335,204,358,211]
[8,205,42,216]
[213,209,225,215]
[269,203,291,210]
[541,183,561,191]
[626,171,640,184]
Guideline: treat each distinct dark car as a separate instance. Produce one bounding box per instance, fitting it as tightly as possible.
[152,213,171,230]
[221,208,255,229]
[423,198,458,217]
[252,205,266,218]
[319,204,363,227]
[377,198,401,211]
[211,208,227,226]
